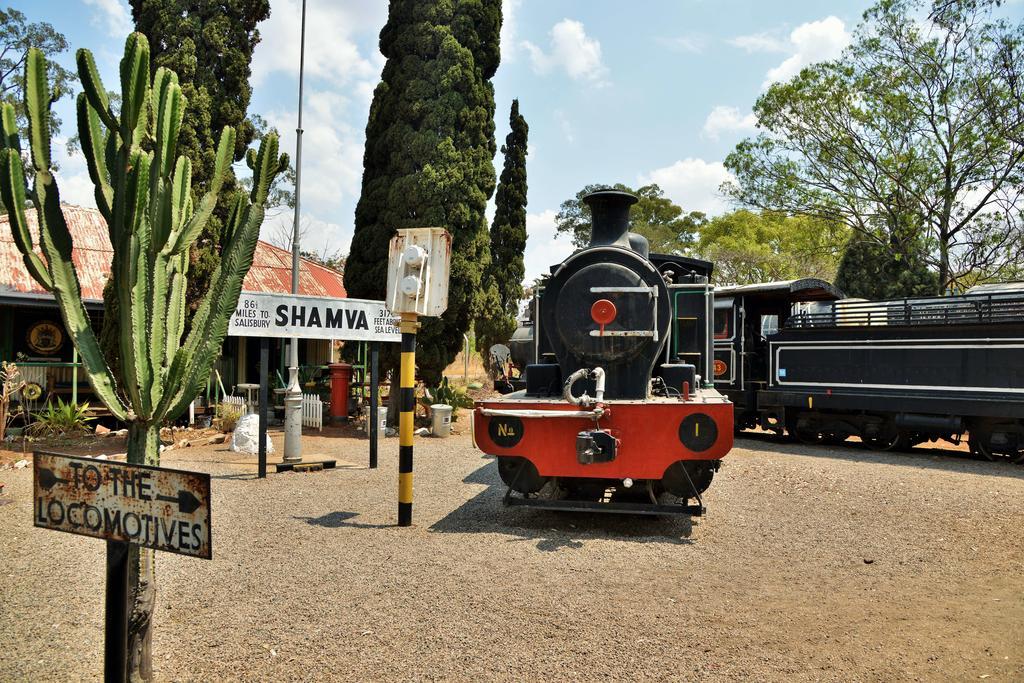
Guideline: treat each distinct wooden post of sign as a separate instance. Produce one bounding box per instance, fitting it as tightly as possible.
[104,540,130,683]
[370,341,379,469]
[398,313,418,526]
[259,338,269,479]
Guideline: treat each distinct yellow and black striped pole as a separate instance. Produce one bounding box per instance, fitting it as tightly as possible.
[398,312,418,526]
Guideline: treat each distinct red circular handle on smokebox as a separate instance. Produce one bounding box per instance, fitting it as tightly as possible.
[591,299,617,335]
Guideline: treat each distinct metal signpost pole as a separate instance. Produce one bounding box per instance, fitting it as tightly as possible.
[398,313,418,526]
[104,540,129,683]
[283,0,307,463]
[259,338,269,478]
[370,341,379,469]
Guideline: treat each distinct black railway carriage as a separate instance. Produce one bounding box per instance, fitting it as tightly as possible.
[711,279,843,423]
[715,282,1024,462]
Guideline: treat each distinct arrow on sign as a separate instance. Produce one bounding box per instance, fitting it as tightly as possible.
[156,490,203,514]
[37,467,70,490]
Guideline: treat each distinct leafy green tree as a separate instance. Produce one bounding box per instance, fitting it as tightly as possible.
[0,7,74,210]
[345,0,501,384]
[477,98,527,366]
[724,0,1024,293]
[555,183,703,253]
[128,0,271,313]
[695,210,848,285]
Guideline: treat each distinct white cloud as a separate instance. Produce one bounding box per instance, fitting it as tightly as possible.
[728,31,788,54]
[658,34,707,54]
[51,138,98,210]
[523,209,574,282]
[82,0,132,38]
[522,19,608,83]
[701,105,758,140]
[639,159,735,216]
[763,16,850,88]
[251,0,386,86]
[501,0,522,61]
[263,89,364,216]
[554,109,575,144]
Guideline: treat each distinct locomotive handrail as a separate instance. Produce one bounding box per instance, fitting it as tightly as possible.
[784,291,1024,330]
[588,286,662,341]
[478,407,607,419]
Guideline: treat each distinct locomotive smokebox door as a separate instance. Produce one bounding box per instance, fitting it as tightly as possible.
[386,227,452,316]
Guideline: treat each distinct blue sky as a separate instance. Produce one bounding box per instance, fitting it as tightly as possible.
[15,1,1022,281]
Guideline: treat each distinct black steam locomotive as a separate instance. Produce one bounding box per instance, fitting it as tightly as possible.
[474,189,733,515]
[713,280,1024,462]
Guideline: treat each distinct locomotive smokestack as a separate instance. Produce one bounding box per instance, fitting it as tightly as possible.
[583,189,637,248]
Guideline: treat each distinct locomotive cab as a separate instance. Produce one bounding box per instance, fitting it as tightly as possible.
[474,189,733,515]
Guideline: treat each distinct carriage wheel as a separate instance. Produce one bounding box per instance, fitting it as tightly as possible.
[970,430,1024,464]
[864,430,902,451]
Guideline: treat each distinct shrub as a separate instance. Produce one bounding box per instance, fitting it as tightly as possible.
[215,402,244,432]
[419,377,474,421]
[29,399,96,437]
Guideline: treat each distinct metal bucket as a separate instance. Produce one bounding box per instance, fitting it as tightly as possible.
[365,406,387,435]
[430,404,453,437]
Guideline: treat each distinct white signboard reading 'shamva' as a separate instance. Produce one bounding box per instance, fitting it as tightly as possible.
[228,292,401,342]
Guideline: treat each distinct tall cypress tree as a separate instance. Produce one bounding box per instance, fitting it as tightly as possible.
[129,0,271,311]
[345,0,501,384]
[477,99,528,365]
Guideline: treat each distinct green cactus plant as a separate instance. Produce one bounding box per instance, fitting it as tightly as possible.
[0,34,287,680]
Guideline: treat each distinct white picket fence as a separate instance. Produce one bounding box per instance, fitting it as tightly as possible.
[222,395,248,415]
[302,393,323,430]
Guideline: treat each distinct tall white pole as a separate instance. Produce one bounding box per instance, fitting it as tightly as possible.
[283,0,307,463]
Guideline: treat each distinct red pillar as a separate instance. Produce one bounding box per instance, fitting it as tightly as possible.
[328,363,353,423]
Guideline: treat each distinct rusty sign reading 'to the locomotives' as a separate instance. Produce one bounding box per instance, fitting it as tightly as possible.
[33,452,212,559]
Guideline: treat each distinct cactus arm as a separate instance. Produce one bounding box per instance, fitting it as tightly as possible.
[0,102,20,153]
[0,150,53,290]
[162,126,235,256]
[128,150,155,417]
[25,49,52,173]
[163,252,187,368]
[34,171,129,421]
[148,253,168,407]
[161,201,265,420]
[152,68,183,181]
[170,156,191,236]
[119,33,150,147]
[76,94,113,222]
[76,48,117,131]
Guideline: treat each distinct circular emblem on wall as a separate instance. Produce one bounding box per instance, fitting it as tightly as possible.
[678,413,718,453]
[713,359,728,377]
[22,382,43,401]
[488,416,524,448]
[27,320,63,355]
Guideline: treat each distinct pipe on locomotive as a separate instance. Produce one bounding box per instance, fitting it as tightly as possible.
[563,367,606,407]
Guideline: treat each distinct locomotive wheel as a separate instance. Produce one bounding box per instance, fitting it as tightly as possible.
[821,432,848,445]
[795,428,823,445]
[662,460,716,497]
[497,456,548,494]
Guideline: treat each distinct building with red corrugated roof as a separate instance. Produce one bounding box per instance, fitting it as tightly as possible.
[0,205,347,410]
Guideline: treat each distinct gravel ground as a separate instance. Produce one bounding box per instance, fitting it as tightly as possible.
[1,427,1022,682]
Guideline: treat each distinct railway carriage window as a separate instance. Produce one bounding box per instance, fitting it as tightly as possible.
[761,314,779,336]
[714,308,731,339]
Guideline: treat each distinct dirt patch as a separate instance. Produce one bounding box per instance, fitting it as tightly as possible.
[1,429,1021,681]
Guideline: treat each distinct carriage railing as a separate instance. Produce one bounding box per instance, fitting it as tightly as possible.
[785,291,1024,329]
